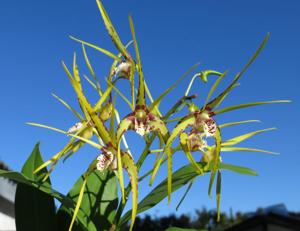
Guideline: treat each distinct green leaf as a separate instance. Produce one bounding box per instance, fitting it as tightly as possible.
[57,170,118,231]
[0,170,70,204]
[120,161,256,226]
[214,100,291,115]
[14,143,56,231]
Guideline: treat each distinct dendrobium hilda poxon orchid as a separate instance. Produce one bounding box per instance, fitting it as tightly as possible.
[22,0,291,230]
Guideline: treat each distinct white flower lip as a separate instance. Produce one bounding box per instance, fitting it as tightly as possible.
[96,151,117,172]
[134,118,150,137]
[113,62,131,76]
[67,122,83,134]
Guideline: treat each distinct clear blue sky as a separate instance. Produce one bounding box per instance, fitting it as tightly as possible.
[0,0,299,217]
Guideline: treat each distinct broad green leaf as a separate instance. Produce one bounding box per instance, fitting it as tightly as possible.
[120,161,256,226]
[219,120,260,129]
[214,100,291,115]
[96,0,131,60]
[0,170,72,204]
[52,93,84,121]
[206,33,270,110]
[15,143,56,231]
[121,152,138,231]
[221,146,278,155]
[222,127,276,147]
[57,170,118,231]
[70,36,122,61]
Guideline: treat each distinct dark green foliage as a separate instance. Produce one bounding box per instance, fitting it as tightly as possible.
[14,143,57,231]
[57,170,118,231]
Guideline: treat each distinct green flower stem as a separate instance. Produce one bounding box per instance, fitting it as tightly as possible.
[184,73,200,96]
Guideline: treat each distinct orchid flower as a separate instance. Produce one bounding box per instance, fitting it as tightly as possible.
[116,16,169,147]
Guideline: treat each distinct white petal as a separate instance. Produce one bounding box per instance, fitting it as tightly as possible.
[67,122,83,134]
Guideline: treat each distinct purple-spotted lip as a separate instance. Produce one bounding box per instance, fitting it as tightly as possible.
[96,150,117,171]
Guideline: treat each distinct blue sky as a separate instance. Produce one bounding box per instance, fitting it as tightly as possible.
[0,0,299,218]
